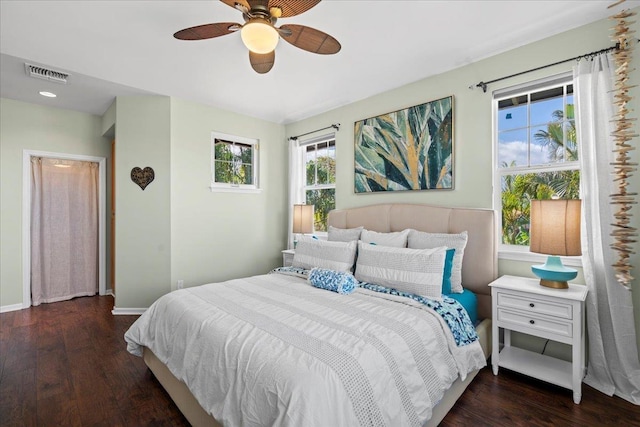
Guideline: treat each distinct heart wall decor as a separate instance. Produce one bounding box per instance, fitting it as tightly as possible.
[131,167,155,190]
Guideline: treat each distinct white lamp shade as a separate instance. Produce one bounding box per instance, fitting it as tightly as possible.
[241,19,279,54]
[530,199,581,256]
[292,204,314,234]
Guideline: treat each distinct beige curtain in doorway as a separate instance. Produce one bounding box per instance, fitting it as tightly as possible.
[31,157,99,306]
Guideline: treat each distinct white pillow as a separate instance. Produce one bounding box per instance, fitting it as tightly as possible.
[328,226,364,242]
[355,241,446,300]
[407,230,468,293]
[293,237,357,272]
[361,229,409,248]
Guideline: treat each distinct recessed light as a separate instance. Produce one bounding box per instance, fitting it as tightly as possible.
[39,91,57,98]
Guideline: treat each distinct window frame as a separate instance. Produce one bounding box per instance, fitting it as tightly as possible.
[492,72,581,266]
[210,131,260,193]
[300,134,336,235]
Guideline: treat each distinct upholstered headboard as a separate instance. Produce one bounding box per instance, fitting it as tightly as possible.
[328,203,498,320]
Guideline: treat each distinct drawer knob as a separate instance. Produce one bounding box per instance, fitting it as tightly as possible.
[529,320,535,324]
[529,303,535,308]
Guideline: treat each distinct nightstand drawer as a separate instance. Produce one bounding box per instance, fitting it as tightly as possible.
[497,308,573,338]
[497,292,572,320]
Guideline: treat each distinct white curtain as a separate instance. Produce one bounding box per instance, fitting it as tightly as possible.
[288,139,305,249]
[31,157,99,306]
[575,53,640,404]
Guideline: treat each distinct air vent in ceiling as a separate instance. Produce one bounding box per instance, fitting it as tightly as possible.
[24,63,69,84]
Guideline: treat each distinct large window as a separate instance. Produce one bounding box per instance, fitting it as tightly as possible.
[211,132,259,192]
[495,74,580,248]
[303,136,336,232]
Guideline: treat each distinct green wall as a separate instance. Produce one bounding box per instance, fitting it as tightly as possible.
[285,11,640,351]
[169,98,287,289]
[113,96,172,309]
[0,98,110,307]
[111,96,287,309]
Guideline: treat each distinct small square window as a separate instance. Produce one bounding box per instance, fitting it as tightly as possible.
[211,132,260,193]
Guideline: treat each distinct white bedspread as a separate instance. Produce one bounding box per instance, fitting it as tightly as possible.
[125,272,486,426]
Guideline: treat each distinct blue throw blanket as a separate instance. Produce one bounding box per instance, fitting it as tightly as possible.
[358,282,478,347]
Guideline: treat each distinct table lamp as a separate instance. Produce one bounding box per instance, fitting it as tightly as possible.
[292,204,314,248]
[529,199,581,289]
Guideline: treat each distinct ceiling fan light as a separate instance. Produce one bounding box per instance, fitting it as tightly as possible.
[241,19,279,54]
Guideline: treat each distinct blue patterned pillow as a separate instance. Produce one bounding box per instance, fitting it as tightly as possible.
[308,268,358,295]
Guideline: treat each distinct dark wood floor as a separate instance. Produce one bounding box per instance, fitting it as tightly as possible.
[1,296,638,426]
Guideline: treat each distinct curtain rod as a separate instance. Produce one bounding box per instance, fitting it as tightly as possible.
[288,123,340,141]
[471,41,634,93]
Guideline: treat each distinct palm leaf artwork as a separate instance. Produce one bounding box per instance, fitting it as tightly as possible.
[354,96,453,193]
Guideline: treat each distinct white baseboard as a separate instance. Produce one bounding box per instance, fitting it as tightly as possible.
[112,306,147,315]
[0,303,25,313]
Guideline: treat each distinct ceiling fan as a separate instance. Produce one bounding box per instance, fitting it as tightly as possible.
[173,0,341,74]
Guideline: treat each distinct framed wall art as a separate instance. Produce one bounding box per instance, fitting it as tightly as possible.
[354,95,453,193]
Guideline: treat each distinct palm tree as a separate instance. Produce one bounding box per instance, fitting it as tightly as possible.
[532,106,580,199]
[533,106,578,162]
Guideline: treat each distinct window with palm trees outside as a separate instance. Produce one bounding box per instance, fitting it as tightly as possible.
[495,76,580,247]
[304,138,336,232]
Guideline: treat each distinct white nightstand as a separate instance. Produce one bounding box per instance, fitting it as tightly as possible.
[282,249,294,267]
[489,275,588,404]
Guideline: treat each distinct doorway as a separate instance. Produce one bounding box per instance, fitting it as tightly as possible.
[22,150,106,308]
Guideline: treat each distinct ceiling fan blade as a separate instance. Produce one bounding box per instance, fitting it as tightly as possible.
[219,0,250,13]
[268,0,320,18]
[249,50,275,74]
[279,24,341,55]
[174,22,240,40]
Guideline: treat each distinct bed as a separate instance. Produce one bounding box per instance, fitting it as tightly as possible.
[125,203,497,426]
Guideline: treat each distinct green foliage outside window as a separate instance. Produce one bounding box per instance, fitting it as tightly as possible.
[501,169,580,245]
[306,154,336,186]
[501,108,580,245]
[305,153,336,232]
[306,187,335,232]
[214,140,253,185]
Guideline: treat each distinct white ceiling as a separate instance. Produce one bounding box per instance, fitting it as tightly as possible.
[1,1,636,124]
